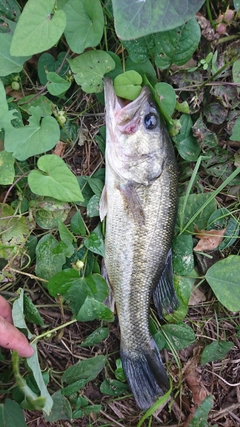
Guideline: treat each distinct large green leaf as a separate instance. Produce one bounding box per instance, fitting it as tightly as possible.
[68,50,115,93]
[62,355,106,384]
[0,399,27,427]
[189,396,213,427]
[0,32,30,76]
[28,154,83,202]
[4,107,60,161]
[10,0,66,56]
[155,19,201,69]
[206,255,240,311]
[35,234,66,280]
[201,341,234,365]
[0,150,15,185]
[112,0,205,40]
[0,0,21,22]
[176,193,217,234]
[63,0,104,53]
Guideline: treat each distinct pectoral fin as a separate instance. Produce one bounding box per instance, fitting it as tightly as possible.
[153,249,179,318]
[118,183,145,226]
[101,259,115,313]
[99,185,108,221]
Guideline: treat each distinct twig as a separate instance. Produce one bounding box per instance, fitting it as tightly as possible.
[205,369,240,387]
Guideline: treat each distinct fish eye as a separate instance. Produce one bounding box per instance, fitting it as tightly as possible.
[144,113,158,130]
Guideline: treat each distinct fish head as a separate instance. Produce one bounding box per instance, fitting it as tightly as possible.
[104,78,171,184]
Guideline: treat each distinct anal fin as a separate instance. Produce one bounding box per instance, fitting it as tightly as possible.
[153,249,179,318]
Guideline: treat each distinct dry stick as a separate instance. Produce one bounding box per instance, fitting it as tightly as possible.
[210,403,240,421]
[205,369,240,387]
[86,397,125,427]
[6,267,48,283]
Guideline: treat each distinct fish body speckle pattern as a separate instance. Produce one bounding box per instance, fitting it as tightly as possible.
[100,78,178,409]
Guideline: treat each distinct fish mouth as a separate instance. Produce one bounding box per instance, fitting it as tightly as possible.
[104,77,150,116]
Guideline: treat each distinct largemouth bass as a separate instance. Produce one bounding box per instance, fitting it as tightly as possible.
[100,78,178,410]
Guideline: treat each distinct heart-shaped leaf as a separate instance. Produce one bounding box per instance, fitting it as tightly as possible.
[114,71,142,100]
[28,154,83,202]
[63,0,104,54]
[206,255,240,311]
[155,19,201,70]
[10,0,66,56]
[38,52,70,85]
[112,0,205,40]
[47,72,71,96]
[68,50,115,93]
[0,33,30,76]
[4,107,60,161]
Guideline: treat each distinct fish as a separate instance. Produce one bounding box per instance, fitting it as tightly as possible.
[100,78,179,410]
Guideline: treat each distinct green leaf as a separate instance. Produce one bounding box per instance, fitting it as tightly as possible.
[114,71,142,101]
[87,195,100,218]
[205,255,240,312]
[10,0,66,56]
[63,355,106,384]
[38,52,70,85]
[0,150,15,185]
[12,289,33,338]
[63,0,104,54]
[189,396,214,427]
[84,176,104,197]
[201,341,234,365]
[126,58,157,86]
[0,32,30,76]
[72,404,102,419]
[0,0,21,22]
[166,274,197,322]
[100,378,129,397]
[162,322,196,350]
[173,114,201,161]
[232,59,240,86]
[155,82,176,117]
[4,107,60,161]
[234,1,240,10]
[0,203,30,260]
[112,0,205,39]
[24,294,45,326]
[44,390,72,422]
[76,296,114,322]
[35,234,66,280]
[68,50,115,93]
[230,117,240,141]
[176,193,217,234]
[70,210,87,236]
[35,199,71,230]
[84,231,105,256]
[47,268,80,297]
[172,234,194,275]
[114,358,126,381]
[28,154,83,202]
[47,72,71,96]
[122,35,155,63]
[18,94,53,117]
[0,79,8,116]
[155,19,201,70]
[0,399,27,427]
[26,343,53,415]
[80,327,109,347]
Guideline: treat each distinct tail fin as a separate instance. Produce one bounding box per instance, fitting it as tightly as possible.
[121,339,170,409]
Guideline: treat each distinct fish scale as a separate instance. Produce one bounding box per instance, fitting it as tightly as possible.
[100,78,179,409]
